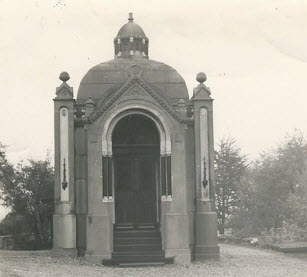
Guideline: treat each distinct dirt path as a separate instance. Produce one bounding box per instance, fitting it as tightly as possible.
[1,243,307,277]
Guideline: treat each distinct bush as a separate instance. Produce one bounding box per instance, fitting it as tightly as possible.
[257,223,307,247]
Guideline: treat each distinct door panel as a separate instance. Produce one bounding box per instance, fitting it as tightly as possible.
[114,155,156,227]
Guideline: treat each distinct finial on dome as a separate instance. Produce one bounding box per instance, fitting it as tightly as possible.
[128,12,134,22]
[59,72,70,83]
[196,72,207,84]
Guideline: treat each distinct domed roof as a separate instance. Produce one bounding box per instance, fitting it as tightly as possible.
[117,15,146,38]
[77,14,189,103]
[77,59,189,103]
[114,13,149,59]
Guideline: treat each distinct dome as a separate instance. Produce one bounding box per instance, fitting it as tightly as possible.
[77,14,189,103]
[77,59,189,103]
[114,13,149,59]
[117,20,146,39]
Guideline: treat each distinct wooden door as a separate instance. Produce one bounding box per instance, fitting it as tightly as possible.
[114,155,156,227]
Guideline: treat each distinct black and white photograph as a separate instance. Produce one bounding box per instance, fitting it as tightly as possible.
[0,1,307,276]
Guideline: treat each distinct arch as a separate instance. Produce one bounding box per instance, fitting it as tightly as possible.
[102,104,172,156]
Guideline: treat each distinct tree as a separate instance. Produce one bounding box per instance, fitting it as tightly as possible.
[14,159,54,245]
[230,130,307,239]
[0,143,16,209]
[214,137,248,234]
[0,145,54,248]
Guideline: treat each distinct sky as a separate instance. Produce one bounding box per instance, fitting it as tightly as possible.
[0,0,307,219]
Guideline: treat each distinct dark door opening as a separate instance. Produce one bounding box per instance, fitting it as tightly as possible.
[112,114,160,229]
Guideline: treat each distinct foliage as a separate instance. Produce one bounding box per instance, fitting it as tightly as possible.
[214,137,248,234]
[229,130,307,241]
[257,223,307,247]
[0,143,16,208]
[0,144,54,249]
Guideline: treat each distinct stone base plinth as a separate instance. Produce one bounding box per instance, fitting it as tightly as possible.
[165,248,192,264]
[195,211,220,260]
[51,248,77,257]
[85,250,111,264]
[53,214,76,249]
[195,245,219,260]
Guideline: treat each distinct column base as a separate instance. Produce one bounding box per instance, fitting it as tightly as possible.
[195,211,220,260]
[195,245,220,260]
[53,214,76,249]
[85,250,111,264]
[51,248,77,257]
[165,248,192,264]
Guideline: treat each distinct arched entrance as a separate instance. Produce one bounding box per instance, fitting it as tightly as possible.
[112,114,160,228]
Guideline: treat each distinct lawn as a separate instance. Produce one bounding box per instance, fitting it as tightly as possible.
[1,243,307,277]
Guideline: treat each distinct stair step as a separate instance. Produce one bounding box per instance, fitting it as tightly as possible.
[114,237,161,245]
[114,244,162,252]
[103,256,174,266]
[112,255,166,264]
[114,231,160,238]
[118,262,166,267]
[112,255,165,262]
[110,228,172,266]
[115,224,156,231]
[112,251,165,257]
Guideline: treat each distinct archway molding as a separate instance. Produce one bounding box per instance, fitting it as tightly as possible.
[101,104,172,156]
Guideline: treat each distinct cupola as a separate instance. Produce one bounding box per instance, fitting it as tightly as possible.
[114,13,149,59]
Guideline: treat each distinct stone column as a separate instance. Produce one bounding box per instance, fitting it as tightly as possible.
[53,72,77,255]
[192,72,219,260]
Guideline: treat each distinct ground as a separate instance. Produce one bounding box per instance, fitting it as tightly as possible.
[1,243,307,277]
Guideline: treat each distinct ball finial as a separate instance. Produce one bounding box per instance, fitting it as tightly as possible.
[59,72,70,82]
[196,72,207,84]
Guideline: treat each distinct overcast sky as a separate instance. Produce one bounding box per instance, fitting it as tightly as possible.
[1,1,307,218]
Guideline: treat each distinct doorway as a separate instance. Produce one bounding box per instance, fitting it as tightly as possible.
[112,114,160,228]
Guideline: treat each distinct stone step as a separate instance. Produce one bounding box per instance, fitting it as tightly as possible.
[111,253,166,264]
[110,227,172,266]
[104,255,174,266]
[113,244,162,252]
[118,262,166,267]
[114,237,161,245]
[114,230,160,238]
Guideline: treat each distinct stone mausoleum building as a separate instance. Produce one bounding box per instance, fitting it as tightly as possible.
[53,13,219,265]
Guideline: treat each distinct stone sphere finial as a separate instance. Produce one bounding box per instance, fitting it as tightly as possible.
[196,72,207,84]
[59,72,70,82]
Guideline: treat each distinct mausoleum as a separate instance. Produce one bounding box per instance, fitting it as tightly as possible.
[53,13,219,265]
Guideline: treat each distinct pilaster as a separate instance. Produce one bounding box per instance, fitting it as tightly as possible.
[192,72,219,260]
[53,72,76,253]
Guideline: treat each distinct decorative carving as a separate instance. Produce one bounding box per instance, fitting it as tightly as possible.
[74,104,85,118]
[62,158,68,190]
[193,72,211,99]
[128,64,143,77]
[61,109,67,117]
[87,75,194,124]
[202,157,208,189]
[176,99,187,110]
[127,88,145,96]
[55,72,73,100]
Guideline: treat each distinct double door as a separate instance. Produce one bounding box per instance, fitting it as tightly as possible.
[114,155,158,227]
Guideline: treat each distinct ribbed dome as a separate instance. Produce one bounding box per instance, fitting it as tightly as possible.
[117,22,146,38]
[114,13,149,59]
